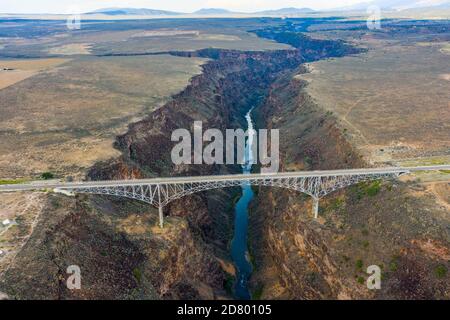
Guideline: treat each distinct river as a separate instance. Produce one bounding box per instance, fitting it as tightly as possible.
[230,109,256,300]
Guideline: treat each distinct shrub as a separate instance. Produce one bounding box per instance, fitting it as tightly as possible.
[356,259,363,271]
[352,180,382,200]
[251,284,264,300]
[389,257,399,272]
[304,156,313,168]
[330,197,345,211]
[132,268,142,284]
[366,181,381,197]
[41,172,55,180]
[435,265,448,278]
[223,274,235,295]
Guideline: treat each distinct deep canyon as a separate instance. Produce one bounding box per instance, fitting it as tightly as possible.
[1,25,449,300]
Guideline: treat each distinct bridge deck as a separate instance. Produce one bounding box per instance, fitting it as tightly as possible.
[0,165,448,192]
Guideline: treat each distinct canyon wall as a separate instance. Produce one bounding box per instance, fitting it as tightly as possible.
[248,69,450,300]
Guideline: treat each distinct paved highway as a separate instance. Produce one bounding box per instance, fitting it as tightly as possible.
[0,165,449,192]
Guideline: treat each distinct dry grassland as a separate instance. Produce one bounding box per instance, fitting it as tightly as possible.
[301,39,450,165]
[0,55,206,179]
[0,58,68,90]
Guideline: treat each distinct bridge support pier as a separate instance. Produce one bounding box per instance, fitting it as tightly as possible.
[157,184,164,229]
[312,197,319,219]
[158,205,164,229]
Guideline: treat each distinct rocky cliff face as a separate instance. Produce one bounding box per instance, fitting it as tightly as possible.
[89,49,308,178]
[0,192,229,299]
[248,69,450,300]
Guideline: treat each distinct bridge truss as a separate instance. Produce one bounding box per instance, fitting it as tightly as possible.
[59,171,406,228]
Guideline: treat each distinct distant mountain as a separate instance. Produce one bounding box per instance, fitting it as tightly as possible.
[336,0,450,11]
[193,8,237,15]
[193,7,315,16]
[86,8,182,16]
[84,6,318,17]
[257,7,316,15]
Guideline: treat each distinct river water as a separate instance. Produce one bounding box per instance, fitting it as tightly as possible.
[230,109,255,300]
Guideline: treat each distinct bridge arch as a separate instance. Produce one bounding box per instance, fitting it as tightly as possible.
[60,171,405,227]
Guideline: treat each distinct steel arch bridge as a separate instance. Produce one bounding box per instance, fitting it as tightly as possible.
[1,166,448,228]
[57,169,410,227]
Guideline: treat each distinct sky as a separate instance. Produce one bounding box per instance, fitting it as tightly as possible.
[0,0,370,14]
